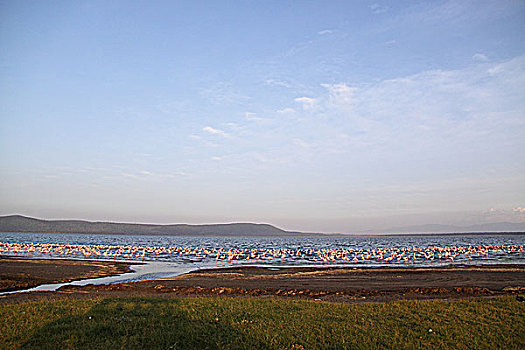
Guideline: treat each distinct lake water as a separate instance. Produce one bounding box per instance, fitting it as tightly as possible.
[1,232,524,293]
[2,232,524,269]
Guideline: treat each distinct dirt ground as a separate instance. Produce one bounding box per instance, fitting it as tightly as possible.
[1,258,524,304]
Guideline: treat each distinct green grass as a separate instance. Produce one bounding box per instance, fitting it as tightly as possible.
[1,296,523,349]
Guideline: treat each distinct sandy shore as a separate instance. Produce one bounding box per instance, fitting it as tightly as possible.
[1,258,524,304]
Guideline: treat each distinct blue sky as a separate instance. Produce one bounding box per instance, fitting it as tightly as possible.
[1,0,524,232]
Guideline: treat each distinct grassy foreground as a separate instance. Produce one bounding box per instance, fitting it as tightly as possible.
[1,296,523,349]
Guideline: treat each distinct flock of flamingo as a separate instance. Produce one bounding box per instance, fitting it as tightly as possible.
[1,241,523,266]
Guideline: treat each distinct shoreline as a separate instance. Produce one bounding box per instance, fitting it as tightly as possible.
[0,256,133,293]
[1,257,524,304]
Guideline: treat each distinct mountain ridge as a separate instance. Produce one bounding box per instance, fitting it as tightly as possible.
[0,215,523,236]
[0,215,316,237]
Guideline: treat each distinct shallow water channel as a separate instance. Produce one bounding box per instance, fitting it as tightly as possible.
[0,260,201,295]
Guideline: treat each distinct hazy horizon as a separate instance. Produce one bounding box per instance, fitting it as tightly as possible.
[2,212,525,235]
[1,1,524,233]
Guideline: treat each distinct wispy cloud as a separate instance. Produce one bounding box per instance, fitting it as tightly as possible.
[472,53,489,62]
[203,126,229,137]
[121,172,141,180]
[245,112,267,121]
[271,55,525,172]
[277,108,295,114]
[205,56,524,182]
[294,97,318,111]
[369,3,388,14]
[321,83,358,109]
[211,156,224,161]
[318,29,335,35]
[293,138,310,148]
[264,79,293,88]
[317,55,524,139]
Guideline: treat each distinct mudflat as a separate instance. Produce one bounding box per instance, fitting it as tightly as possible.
[168,265,525,290]
[0,257,132,292]
[1,259,524,304]
[75,265,524,303]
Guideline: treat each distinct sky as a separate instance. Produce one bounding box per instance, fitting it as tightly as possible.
[1,0,524,233]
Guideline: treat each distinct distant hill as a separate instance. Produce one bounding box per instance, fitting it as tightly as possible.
[380,222,525,234]
[1,215,523,237]
[0,215,315,237]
